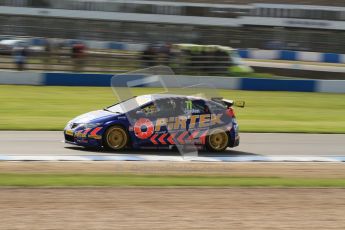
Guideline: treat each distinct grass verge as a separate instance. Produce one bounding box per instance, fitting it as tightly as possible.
[1,85,345,133]
[0,174,345,187]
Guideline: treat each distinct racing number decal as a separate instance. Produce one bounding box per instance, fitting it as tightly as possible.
[185,100,200,114]
[134,118,154,139]
[185,100,192,110]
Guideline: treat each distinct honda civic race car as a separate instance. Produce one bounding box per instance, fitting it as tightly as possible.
[64,94,243,152]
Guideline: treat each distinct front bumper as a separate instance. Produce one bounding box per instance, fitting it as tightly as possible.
[64,127,103,147]
[64,140,79,146]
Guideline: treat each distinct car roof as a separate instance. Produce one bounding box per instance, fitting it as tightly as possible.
[142,94,206,101]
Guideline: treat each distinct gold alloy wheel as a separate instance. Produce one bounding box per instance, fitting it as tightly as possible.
[208,129,228,151]
[106,126,128,150]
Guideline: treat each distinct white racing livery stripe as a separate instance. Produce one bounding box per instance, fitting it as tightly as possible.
[0,155,344,162]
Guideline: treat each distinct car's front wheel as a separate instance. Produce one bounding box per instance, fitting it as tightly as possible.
[103,125,129,151]
[206,129,229,152]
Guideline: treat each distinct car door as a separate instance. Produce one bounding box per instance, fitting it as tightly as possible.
[185,99,209,144]
[129,98,184,147]
[153,98,188,146]
[129,101,159,146]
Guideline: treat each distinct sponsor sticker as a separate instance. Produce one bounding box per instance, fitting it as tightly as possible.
[65,130,74,136]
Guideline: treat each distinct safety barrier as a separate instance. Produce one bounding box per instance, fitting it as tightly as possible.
[238,49,345,64]
[0,71,344,93]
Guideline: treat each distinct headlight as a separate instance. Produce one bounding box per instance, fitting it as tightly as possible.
[65,121,73,129]
[77,123,102,129]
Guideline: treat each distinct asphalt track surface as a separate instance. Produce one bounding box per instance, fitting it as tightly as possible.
[245,60,345,73]
[0,131,344,156]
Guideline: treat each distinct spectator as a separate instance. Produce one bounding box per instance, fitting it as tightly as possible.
[141,46,155,67]
[71,42,86,72]
[160,43,172,66]
[43,39,52,69]
[13,45,28,71]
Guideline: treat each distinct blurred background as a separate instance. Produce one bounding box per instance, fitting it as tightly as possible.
[1,0,345,77]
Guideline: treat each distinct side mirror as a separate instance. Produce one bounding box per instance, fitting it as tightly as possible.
[234,101,245,108]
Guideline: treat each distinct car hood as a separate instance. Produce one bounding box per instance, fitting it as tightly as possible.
[70,110,116,124]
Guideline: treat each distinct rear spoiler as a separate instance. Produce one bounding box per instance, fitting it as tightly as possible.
[211,97,245,108]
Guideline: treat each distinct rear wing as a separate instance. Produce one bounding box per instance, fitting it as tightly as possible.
[211,97,245,108]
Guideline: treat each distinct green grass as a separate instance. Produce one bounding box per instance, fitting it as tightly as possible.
[232,72,285,79]
[0,174,345,187]
[0,85,345,133]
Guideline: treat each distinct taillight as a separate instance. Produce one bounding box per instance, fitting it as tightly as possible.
[226,107,235,117]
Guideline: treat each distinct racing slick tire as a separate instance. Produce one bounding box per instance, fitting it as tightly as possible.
[103,125,129,151]
[206,129,229,152]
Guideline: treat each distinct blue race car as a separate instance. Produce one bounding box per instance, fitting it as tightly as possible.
[64,94,243,152]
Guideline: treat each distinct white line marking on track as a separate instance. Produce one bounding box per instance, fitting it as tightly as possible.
[0,155,345,162]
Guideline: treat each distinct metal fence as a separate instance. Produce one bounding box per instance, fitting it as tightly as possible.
[0,51,235,75]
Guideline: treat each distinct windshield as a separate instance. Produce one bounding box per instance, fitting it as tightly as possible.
[105,95,152,113]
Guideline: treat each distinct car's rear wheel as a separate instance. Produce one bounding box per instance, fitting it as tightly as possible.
[206,129,229,152]
[104,125,129,151]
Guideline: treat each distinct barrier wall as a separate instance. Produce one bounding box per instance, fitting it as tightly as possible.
[239,49,345,64]
[0,71,43,85]
[0,71,344,93]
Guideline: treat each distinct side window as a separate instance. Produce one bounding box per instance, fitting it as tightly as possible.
[206,100,226,113]
[140,102,157,116]
[155,98,185,117]
[155,99,171,117]
[171,98,186,116]
[193,100,206,113]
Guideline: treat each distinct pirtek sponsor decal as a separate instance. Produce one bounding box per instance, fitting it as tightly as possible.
[133,114,223,140]
[134,118,154,139]
[154,114,223,131]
